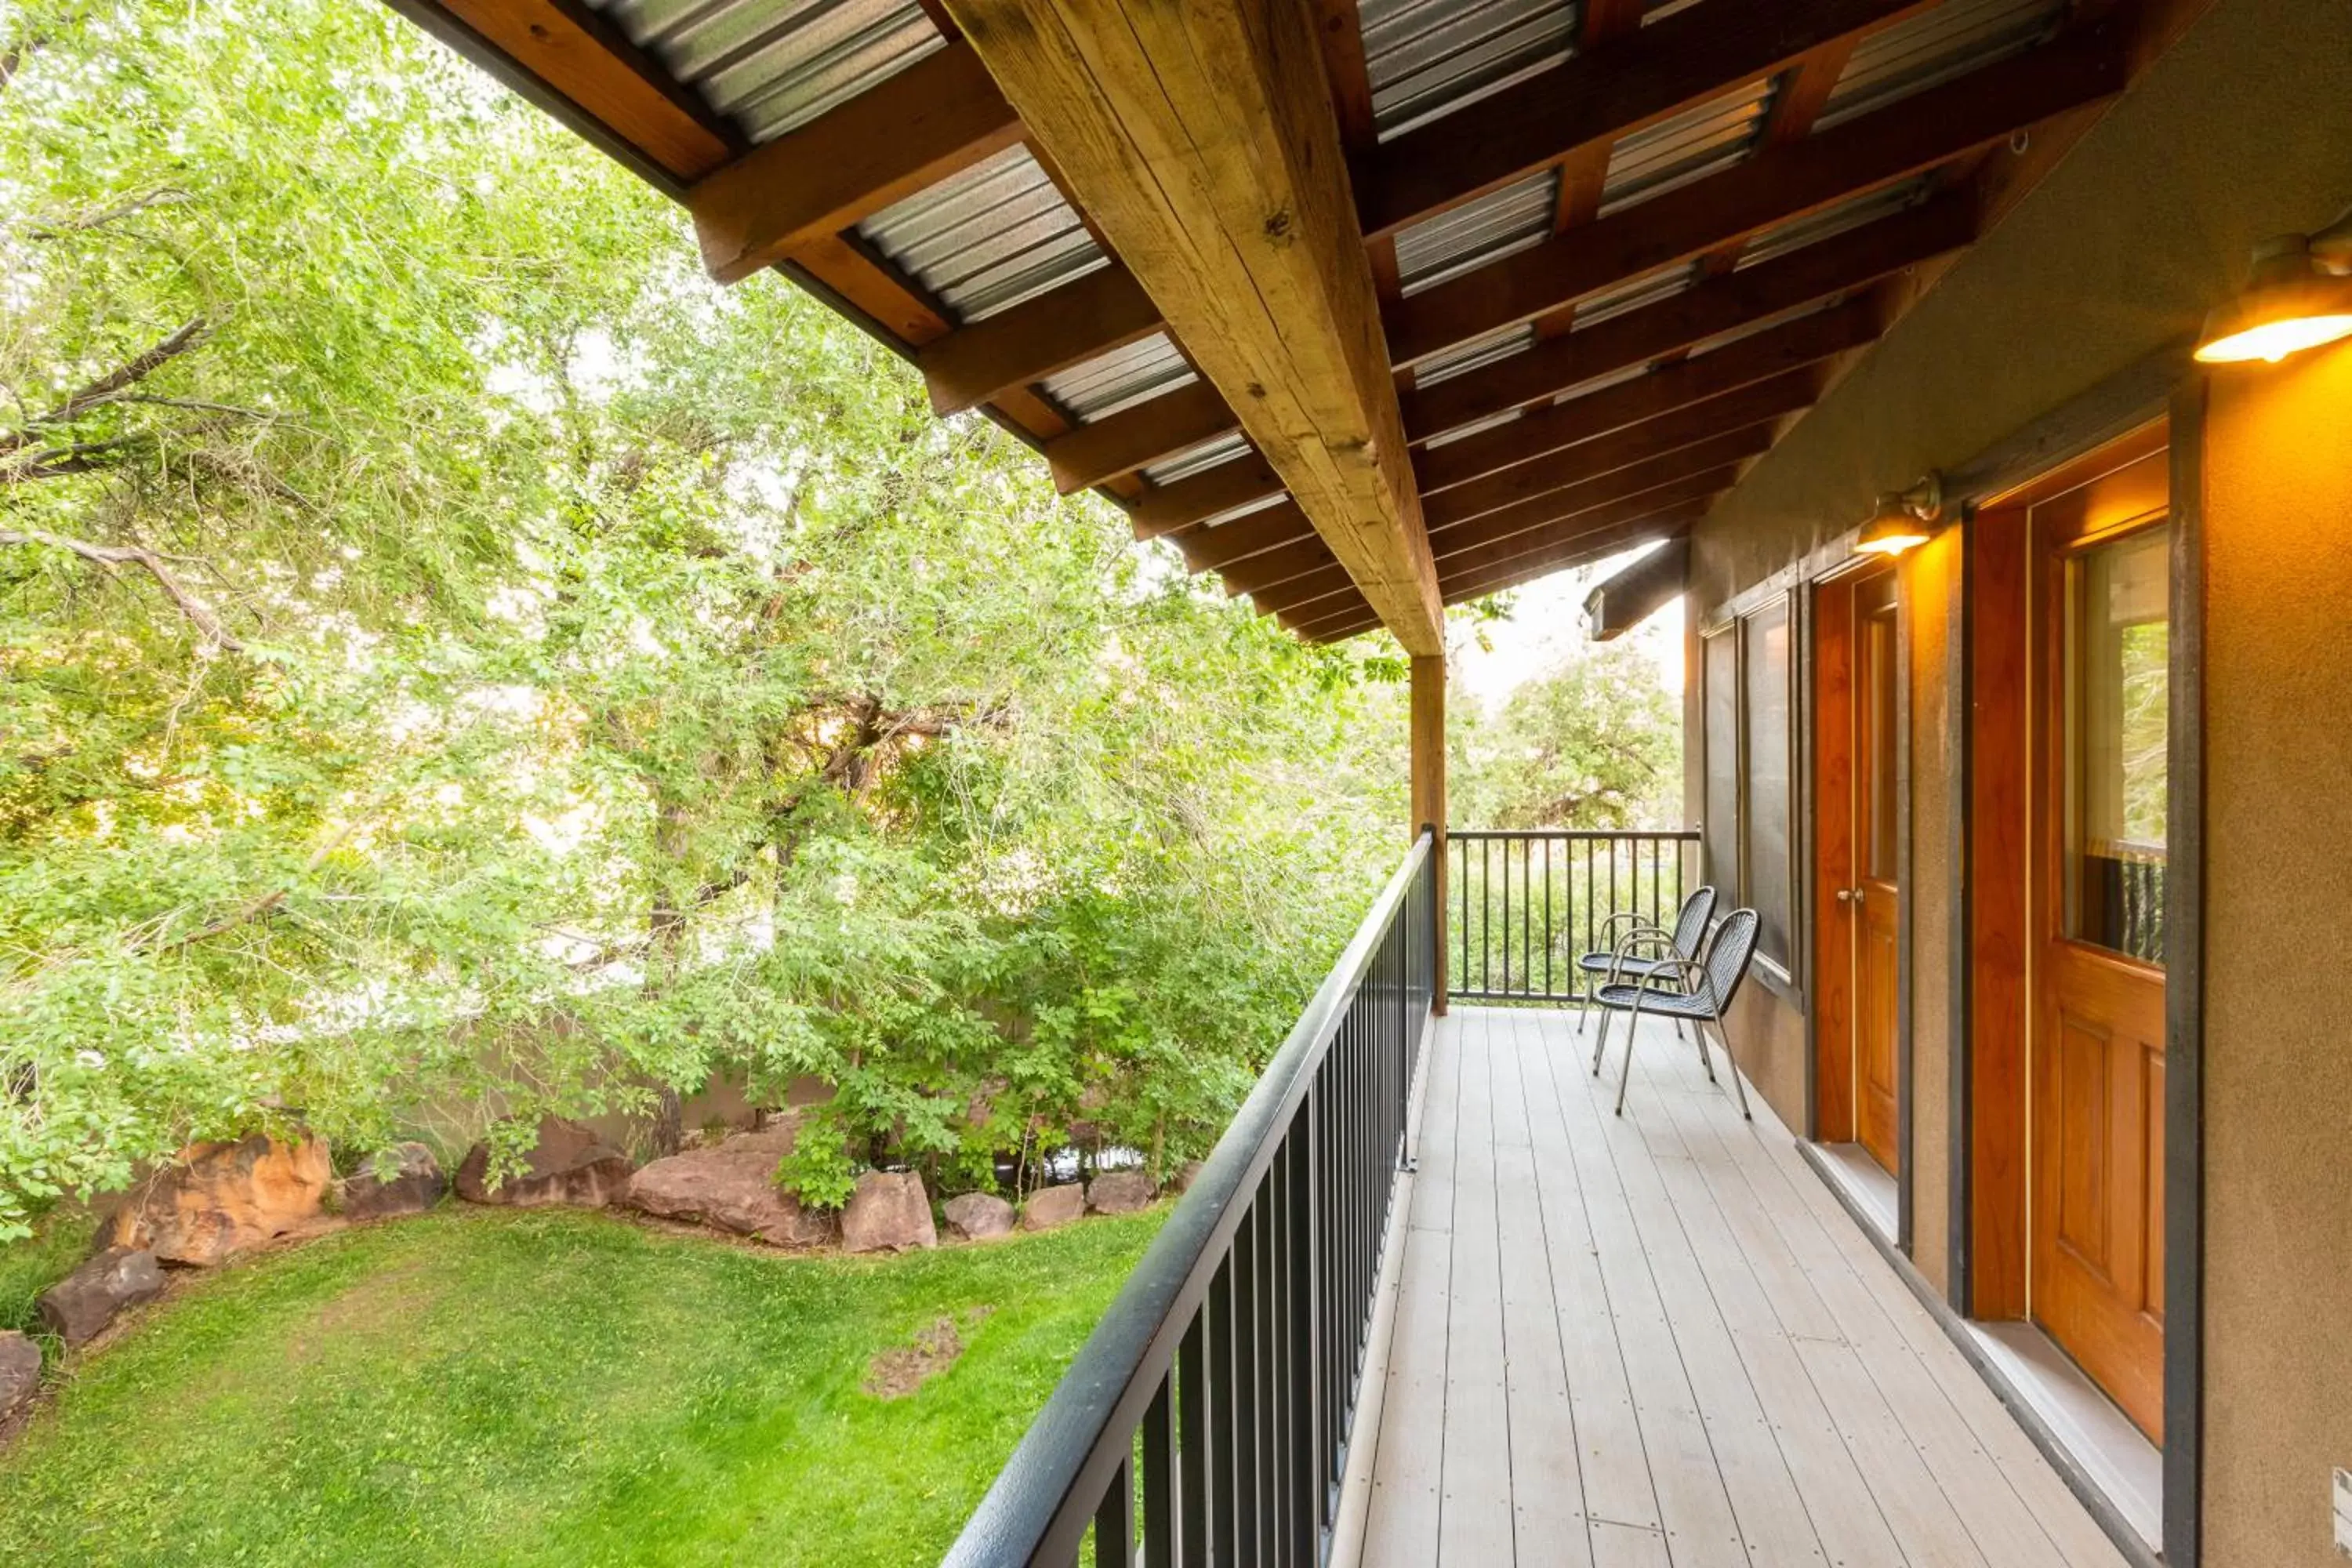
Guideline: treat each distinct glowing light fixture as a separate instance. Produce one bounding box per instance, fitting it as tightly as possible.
[2194,207,2352,365]
[1856,472,1944,557]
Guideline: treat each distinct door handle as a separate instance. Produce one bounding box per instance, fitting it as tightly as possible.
[1835,888,1853,905]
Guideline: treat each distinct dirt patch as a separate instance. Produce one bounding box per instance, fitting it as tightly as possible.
[862,1306,993,1400]
[287,1257,442,1365]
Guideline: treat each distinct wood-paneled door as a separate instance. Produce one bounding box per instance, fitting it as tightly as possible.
[2030,447,2170,1443]
[1813,563,1901,1176]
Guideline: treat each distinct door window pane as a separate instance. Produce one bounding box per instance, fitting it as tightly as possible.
[2064,526,2169,964]
[1743,600,1792,969]
[1864,607,1899,883]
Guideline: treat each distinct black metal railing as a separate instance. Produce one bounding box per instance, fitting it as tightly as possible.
[1449,829,1700,1004]
[942,833,1437,1568]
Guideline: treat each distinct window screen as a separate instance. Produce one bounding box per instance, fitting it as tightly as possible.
[1742,597,1794,970]
[1702,627,1740,904]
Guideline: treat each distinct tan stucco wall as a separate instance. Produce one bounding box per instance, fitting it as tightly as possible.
[2200,340,2352,1568]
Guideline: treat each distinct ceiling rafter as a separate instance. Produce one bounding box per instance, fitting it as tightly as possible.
[1403,193,1975,443]
[1129,452,1287,540]
[686,43,1024,286]
[1423,368,1820,531]
[1426,434,1771,562]
[1413,295,1882,495]
[1040,381,1235,493]
[1385,24,2124,368]
[1356,0,1936,240]
[916,263,1163,415]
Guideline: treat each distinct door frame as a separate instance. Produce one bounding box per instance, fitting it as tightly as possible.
[1955,395,2207,1567]
[1806,555,1915,1246]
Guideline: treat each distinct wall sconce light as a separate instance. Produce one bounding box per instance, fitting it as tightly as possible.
[1855,471,1944,557]
[2194,205,2352,365]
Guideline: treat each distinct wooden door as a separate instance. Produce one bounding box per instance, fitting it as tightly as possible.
[2030,451,2169,1443]
[1853,579,1901,1172]
[1813,564,1900,1174]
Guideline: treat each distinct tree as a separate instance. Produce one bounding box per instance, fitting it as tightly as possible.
[1452,641,1681,829]
[0,0,1407,1236]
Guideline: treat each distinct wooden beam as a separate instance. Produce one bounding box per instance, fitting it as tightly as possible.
[1428,437,1761,562]
[1384,26,2124,368]
[1423,368,1818,529]
[687,44,1022,285]
[1176,499,1312,572]
[1412,296,1881,495]
[432,0,737,182]
[946,0,1444,654]
[1285,593,1376,641]
[1356,0,1933,240]
[1402,194,1973,442]
[1129,449,1285,539]
[1040,379,1236,492]
[916,263,1163,414]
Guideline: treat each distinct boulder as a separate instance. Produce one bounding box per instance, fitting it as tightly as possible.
[1021,1181,1085,1232]
[622,1130,834,1247]
[102,1134,332,1266]
[942,1192,1014,1243]
[455,1116,633,1209]
[840,1171,937,1254]
[0,1330,40,1422]
[339,1142,446,1221]
[1087,1171,1157,1216]
[38,1248,165,1346]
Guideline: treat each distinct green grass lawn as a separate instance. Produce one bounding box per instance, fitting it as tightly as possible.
[0,1205,1160,1566]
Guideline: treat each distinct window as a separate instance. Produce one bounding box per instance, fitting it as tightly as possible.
[1700,592,1798,985]
[1742,600,1795,970]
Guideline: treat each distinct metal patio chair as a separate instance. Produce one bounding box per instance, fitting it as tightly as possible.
[1588,906,1759,1120]
[1570,884,1717,1040]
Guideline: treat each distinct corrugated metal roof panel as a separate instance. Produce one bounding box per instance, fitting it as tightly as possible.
[1041,333,1195,424]
[1601,77,1776,216]
[1143,430,1250,486]
[1394,168,1560,295]
[586,0,945,144]
[1817,0,2066,130]
[1414,322,1536,387]
[1551,359,1654,405]
[1199,492,1291,530]
[856,143,1106,323]
[1735,176,1932,269]
[1361,0,1579,140]
[1424,407,1523,448]
[1572,260,1696,328]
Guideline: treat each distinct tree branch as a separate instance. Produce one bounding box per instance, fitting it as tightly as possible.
[0,526,245,651]
[0,316,209,455]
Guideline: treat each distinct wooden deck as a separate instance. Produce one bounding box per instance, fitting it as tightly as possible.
[1358,1007,2129,1568]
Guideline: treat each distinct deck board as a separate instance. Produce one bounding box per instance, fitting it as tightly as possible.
[1358,1007,2132,1568]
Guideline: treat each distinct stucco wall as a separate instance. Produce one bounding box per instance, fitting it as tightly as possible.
[1905,528,1961,1294]
[2200,341,2352,1568]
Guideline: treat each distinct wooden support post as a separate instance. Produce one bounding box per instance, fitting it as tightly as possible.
[1411,654,1449,1014]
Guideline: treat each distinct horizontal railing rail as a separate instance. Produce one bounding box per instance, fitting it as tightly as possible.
[1449,828,1700,1004]
[942,833,1437,1568]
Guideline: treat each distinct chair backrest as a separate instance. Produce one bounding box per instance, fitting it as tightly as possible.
[1697,908,1762,1014]
[1671,886,1718,960]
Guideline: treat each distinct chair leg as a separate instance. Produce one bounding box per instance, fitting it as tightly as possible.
[1711,1016,1752,1120]
[1615,1000,1646,1116]
[1694,1014,1717,1083]
[1591,1006,1613,1076]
